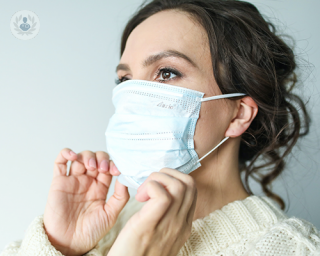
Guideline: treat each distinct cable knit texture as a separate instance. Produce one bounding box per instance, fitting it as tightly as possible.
[1,195,320,255]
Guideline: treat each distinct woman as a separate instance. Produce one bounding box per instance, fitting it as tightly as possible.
[1,0,319,255]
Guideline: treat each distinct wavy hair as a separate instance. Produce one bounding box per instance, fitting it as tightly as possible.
[119,0,311,209]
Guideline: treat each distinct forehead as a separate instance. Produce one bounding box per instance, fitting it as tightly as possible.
[121,9,209,65]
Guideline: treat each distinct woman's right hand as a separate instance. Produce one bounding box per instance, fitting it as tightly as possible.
[43,148,130,256]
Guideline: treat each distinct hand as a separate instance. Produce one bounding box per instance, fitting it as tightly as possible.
[107,168,197,256]
[43,148,130,256]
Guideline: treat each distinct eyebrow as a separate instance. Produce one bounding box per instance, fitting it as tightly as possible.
[115,49,198,72]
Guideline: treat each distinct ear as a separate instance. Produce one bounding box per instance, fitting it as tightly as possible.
[225,97,258,138]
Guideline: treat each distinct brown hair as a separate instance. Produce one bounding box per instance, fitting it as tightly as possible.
[119,0,311,209]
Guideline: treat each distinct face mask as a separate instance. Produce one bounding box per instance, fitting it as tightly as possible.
[105,79,245,190]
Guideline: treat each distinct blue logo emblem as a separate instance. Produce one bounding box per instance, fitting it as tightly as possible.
[20,17,31,31]
[10,10,40,40]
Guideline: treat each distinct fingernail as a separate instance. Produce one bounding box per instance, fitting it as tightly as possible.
[100,160,108,172]
[89,158,97,169]
[70,151,77,156]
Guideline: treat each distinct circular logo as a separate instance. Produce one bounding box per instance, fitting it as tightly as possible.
[10,10,40,40]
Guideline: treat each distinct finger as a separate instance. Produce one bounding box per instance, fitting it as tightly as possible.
[136,172,186,217]
[76,150,98,178]
[159,168,194,187]
[53,148,78,177]
[96,171,113,188]
[159,168,197,216]
[109,161,121,176]
[186,188,197,225]
[104,178,130,222]
[136,172,177,201]
[137,180,172,229]
[68,160,86,176]
[95,151,110,173]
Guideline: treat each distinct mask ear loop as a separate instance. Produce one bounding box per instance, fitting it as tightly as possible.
[195,92,246,163]
[200,93,246,102]
[196,137,229,163]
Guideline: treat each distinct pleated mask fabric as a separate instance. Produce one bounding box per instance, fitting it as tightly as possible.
[105,79,245,189]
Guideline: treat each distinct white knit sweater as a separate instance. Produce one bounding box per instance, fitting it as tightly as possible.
[1,195,320,256]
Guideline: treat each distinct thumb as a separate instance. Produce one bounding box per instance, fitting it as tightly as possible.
[104,178,130,222]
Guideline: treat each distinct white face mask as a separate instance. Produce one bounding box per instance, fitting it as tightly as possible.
[105,79,245,190]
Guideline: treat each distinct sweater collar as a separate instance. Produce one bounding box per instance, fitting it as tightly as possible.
[179,195,287,255]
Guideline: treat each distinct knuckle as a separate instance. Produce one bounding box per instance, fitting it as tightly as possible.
[145,180,155,190]
[185,175,196,188]
[173,180,186,194]
[159,167,173,173]
[144,174,155,184]
[82,150,94,156]
[96,151,109,159]
[82,151,96,162]
[60,147,71,153]
[162,196,172,206]
[149,172,158,178]
[160,192,172,205]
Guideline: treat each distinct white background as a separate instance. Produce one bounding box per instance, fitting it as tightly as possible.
[0,0,319,251]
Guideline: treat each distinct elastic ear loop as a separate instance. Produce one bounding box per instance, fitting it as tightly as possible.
[195,92,246,164]
[200,93,246,102]
[196,137,229,163]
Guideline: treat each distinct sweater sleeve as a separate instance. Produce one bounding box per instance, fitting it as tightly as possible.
[246,217,320,256]
[0,197,145,256]
[0,215,101,256]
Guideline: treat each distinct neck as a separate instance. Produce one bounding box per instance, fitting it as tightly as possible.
[189,137,249,221]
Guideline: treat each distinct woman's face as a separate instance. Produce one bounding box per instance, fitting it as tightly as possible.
[117,10,238,159]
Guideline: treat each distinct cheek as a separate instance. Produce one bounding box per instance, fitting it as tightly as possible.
[193,101,231,157]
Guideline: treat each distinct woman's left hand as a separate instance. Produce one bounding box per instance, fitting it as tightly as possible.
[107,168,198,256]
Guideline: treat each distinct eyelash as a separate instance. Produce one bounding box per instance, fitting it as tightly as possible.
[115,67,182,85]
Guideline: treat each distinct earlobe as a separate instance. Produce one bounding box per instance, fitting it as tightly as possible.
[225,97,258,138]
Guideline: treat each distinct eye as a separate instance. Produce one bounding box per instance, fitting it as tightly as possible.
[159,69,176,80]
[115,76,129,85]
[115,67,183,85]
[156,67,181,83]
